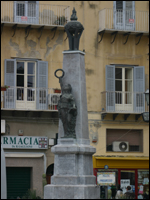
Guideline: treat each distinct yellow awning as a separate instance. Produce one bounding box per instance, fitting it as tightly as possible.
[93,156,149,169]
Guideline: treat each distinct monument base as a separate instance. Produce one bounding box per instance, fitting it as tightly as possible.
[44,139,100,199]
[44,185,100,199]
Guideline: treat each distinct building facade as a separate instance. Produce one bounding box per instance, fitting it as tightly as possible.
[1,1,149,199]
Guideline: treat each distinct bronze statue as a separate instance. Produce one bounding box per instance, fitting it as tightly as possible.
[55,69,77,138]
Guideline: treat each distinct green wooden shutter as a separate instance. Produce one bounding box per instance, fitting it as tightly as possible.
[133,66,145,113]
[36,61,48,110]
[105,65,115,112]
[6,167,31,199]
[4,59,16,108]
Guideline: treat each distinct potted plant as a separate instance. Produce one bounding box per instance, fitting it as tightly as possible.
[54,88,61,93]
[54,16,67,25]
[1,85,10,91]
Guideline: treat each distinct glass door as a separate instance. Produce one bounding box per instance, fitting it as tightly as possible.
[114,1,135,31]
[120,170,135,194]
[16,61,36,109]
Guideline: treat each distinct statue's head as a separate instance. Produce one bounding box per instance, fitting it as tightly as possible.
[63,84,72,93]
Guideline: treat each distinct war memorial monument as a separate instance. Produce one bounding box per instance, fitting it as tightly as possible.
[44,8,100,199]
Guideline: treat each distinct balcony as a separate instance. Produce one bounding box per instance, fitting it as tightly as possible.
[1,1,70,30]
[98,9,149,34]
[1,87,61,111]
[101,91,149,119]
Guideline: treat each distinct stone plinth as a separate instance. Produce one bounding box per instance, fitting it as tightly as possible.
[44,139,99,199]
[44,51,100,199]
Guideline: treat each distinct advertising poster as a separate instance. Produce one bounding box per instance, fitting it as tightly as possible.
[97,172,116,186]
[120,179,130,194]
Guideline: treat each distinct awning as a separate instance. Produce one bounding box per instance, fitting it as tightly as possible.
[5,152,44,158]
[93,156,149,169]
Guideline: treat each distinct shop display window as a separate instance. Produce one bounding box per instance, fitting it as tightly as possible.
[138,170,149,199]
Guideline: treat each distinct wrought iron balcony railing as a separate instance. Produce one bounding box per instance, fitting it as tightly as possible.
[1,87,61,111]
[1,1,70,26]
[99,9,149,33]
[101,91,149,113]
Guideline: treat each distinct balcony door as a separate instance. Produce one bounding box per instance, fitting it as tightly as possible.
[16,61,36,109]
[14,1,39,24]
[115,67,133,112]
[114,1,135,31]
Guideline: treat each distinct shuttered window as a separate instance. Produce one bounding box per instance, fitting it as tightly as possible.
[105,65,115,112]
[133,66,145,112]
[6,167,31,199]
[36,61,48,110]
[4,59,48,110]
[4,59,16,109]
[105,65,145,113]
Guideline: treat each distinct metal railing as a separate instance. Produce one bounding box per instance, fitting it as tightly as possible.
[1,1,70,26]
[99,9,149,32]
[101,91,149,113]
[1,87,61,111]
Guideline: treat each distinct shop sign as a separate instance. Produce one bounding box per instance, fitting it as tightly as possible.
[1,136,48,149]
[97,172,116,186]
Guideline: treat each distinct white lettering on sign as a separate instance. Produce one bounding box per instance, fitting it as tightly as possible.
[1,136,48,149]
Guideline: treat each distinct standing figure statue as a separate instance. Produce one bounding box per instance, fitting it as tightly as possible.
[55,69,77,138]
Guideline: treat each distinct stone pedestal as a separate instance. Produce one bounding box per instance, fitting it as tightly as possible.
[44,51,100,199]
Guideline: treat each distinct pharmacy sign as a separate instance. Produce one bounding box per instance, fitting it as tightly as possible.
[1,136,48,149]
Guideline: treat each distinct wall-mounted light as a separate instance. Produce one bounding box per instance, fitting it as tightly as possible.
[142,89,149,122]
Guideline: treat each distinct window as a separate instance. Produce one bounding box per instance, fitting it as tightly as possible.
[115,67,133,110]
[105,65,145,113]
[14,1,39,24]
[16,61,36,104]
[138,170,149,199]
[106,129,143,152]
[4,59,48,110]
[114,1,135,30]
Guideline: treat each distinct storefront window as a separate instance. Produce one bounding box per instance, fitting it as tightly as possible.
[138,170,149,199]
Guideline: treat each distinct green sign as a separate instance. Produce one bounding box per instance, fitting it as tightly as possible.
[1,136,48,149]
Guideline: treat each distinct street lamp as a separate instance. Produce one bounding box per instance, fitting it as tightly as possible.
[142,89,149,122]
[145,89,149,106]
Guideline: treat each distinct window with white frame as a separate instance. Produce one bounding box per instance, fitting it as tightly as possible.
[115,67,133,110]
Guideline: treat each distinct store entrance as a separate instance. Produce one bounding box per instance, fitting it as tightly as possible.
[120,170,135,194]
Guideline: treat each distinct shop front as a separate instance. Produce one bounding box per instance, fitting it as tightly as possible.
[1,135,48,199]
[93,156,149,199]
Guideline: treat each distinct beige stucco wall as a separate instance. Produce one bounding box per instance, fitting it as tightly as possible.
[1,1,149,170]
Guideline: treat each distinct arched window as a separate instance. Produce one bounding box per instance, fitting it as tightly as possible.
[46,164,54,184]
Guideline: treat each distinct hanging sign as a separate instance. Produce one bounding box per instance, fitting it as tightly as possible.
[97,172,116,186]
[120,179,130,194]
[1,136,48,149]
